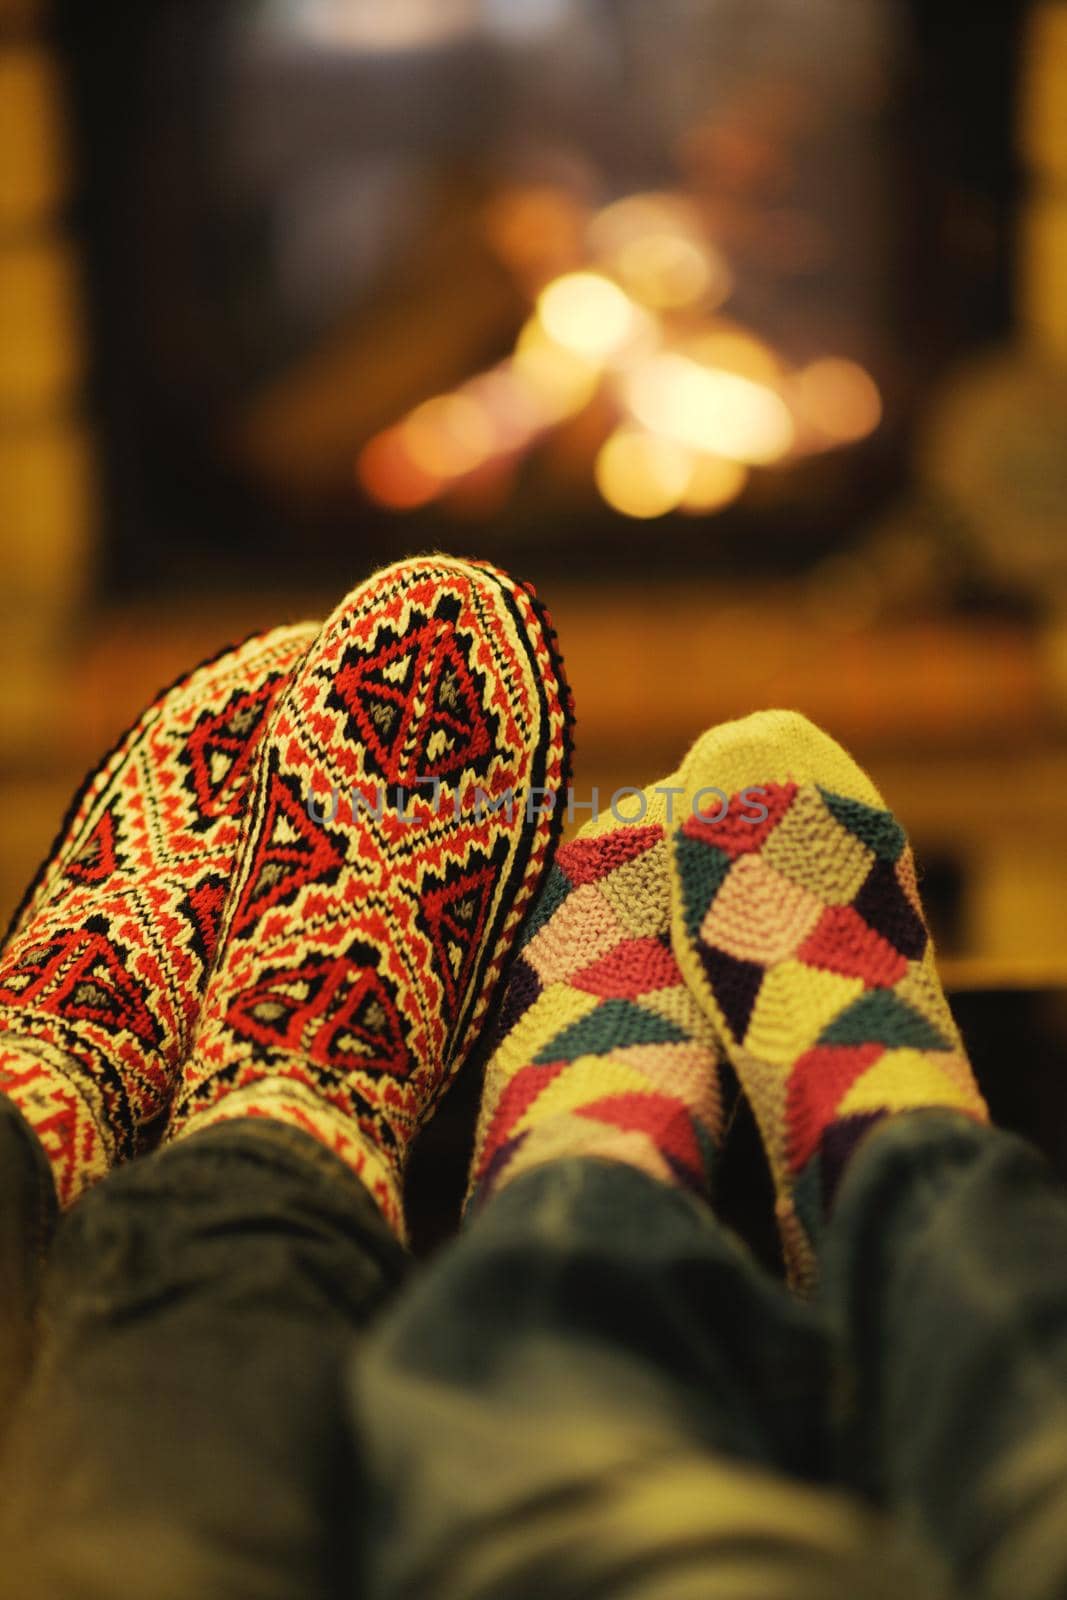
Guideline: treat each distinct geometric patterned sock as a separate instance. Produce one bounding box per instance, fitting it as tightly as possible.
[165,556,573,1237]
[0,624,318,1207]
[667,709,988,1292]
[466,780,724,1211]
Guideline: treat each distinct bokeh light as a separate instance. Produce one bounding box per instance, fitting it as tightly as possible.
[795,357,882,443]
[679,453,748,514]
[537,271,640,362]
[357,428,442,508]
[624,352,794,464]
[594,427,691,519]
[512,316,601,423]
[400,393,495,478]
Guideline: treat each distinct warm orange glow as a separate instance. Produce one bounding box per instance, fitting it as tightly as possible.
[685,324,781,384]
[588,193,731,310]
[616,233,715,309]
[679,454,748,514]
[594,427,691,519]
[400,394,495,478]
[357,429,442,509]
[625,352,794,464]
[537,271,640,362]
[796,358,882,443]
[464,365,545,451]
[512,318,601,423]
[483,186,586,280]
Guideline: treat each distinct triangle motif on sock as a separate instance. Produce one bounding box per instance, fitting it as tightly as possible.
[796,904,907,987]
[177,874,228,966]
[313,963,411,1077]
[697,943,765,1042]
[674,831,731,940]
[232,772,346,935]
[819,789,906,862]
[532,998,689,1064]
[558,824,663,886]
[682,781,796,860]
[409,627,494,783]
[183,680,282,822]
[9,927,163,1048]
[330,627,424,779]
[571,936,679,999]
[64,809,120,887]
[818,989,952,1051]
[851,859,927,960]
[227,954,339,1051]
[331,618,494,785]
[417,859,497,1026]
[786,1041,884,1170]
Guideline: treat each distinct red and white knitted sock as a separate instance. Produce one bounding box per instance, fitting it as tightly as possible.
[0,626,317,1205]
[166,556,573,1236]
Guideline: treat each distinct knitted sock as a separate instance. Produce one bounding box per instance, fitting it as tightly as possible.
[467,782,723,1209]
[667,709,988,1290]
[0,626,317,1206]
[166,556,573,1235]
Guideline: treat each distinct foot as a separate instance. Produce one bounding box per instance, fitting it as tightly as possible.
[0,626,317,1205]
[165,556,573,1235]
[667,709,988,1290]
[468,782,723,1209]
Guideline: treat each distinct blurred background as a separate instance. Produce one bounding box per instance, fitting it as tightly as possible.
[2,0,1067,1176]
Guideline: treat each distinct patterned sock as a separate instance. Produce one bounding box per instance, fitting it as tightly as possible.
[666,709,988,1290]
[165,556,573,1235]
[0,626,317,1206]
[467,782,723,1208]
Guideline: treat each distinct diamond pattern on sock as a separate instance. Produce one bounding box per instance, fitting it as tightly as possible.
[668,709,988,1291]
[468,791,723,1209]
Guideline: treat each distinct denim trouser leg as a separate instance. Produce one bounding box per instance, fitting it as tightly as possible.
[824,1110,1067,1600]
[0,1118,408,1600]
[351,1158,937,1600]
[0,1093,57,1439]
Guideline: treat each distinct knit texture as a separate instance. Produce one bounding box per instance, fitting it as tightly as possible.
[468,783,723,1208]
[166,556,573,1235]
[0,626,317,1206]
[667,709,988,1291]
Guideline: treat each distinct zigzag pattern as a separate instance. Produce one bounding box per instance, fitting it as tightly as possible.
[166,557,573,1235]
[468,789,723,1209]
[0,626,317,1204]
[668,710,989,1290]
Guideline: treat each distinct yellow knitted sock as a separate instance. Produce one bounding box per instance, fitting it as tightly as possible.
[667,710,988,1291]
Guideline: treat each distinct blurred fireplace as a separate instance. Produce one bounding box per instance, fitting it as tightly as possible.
[54,0,1022,598]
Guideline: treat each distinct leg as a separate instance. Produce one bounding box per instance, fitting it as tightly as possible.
[355,790,941,1600]
[0,1115,406,1600]
[0,1091,56,1439]
[353,1157,937,1600]
[660,709,1067,1592]
[824,1110,1067,1600]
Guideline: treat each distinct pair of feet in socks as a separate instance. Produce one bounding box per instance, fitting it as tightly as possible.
[0,556,986,1284]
